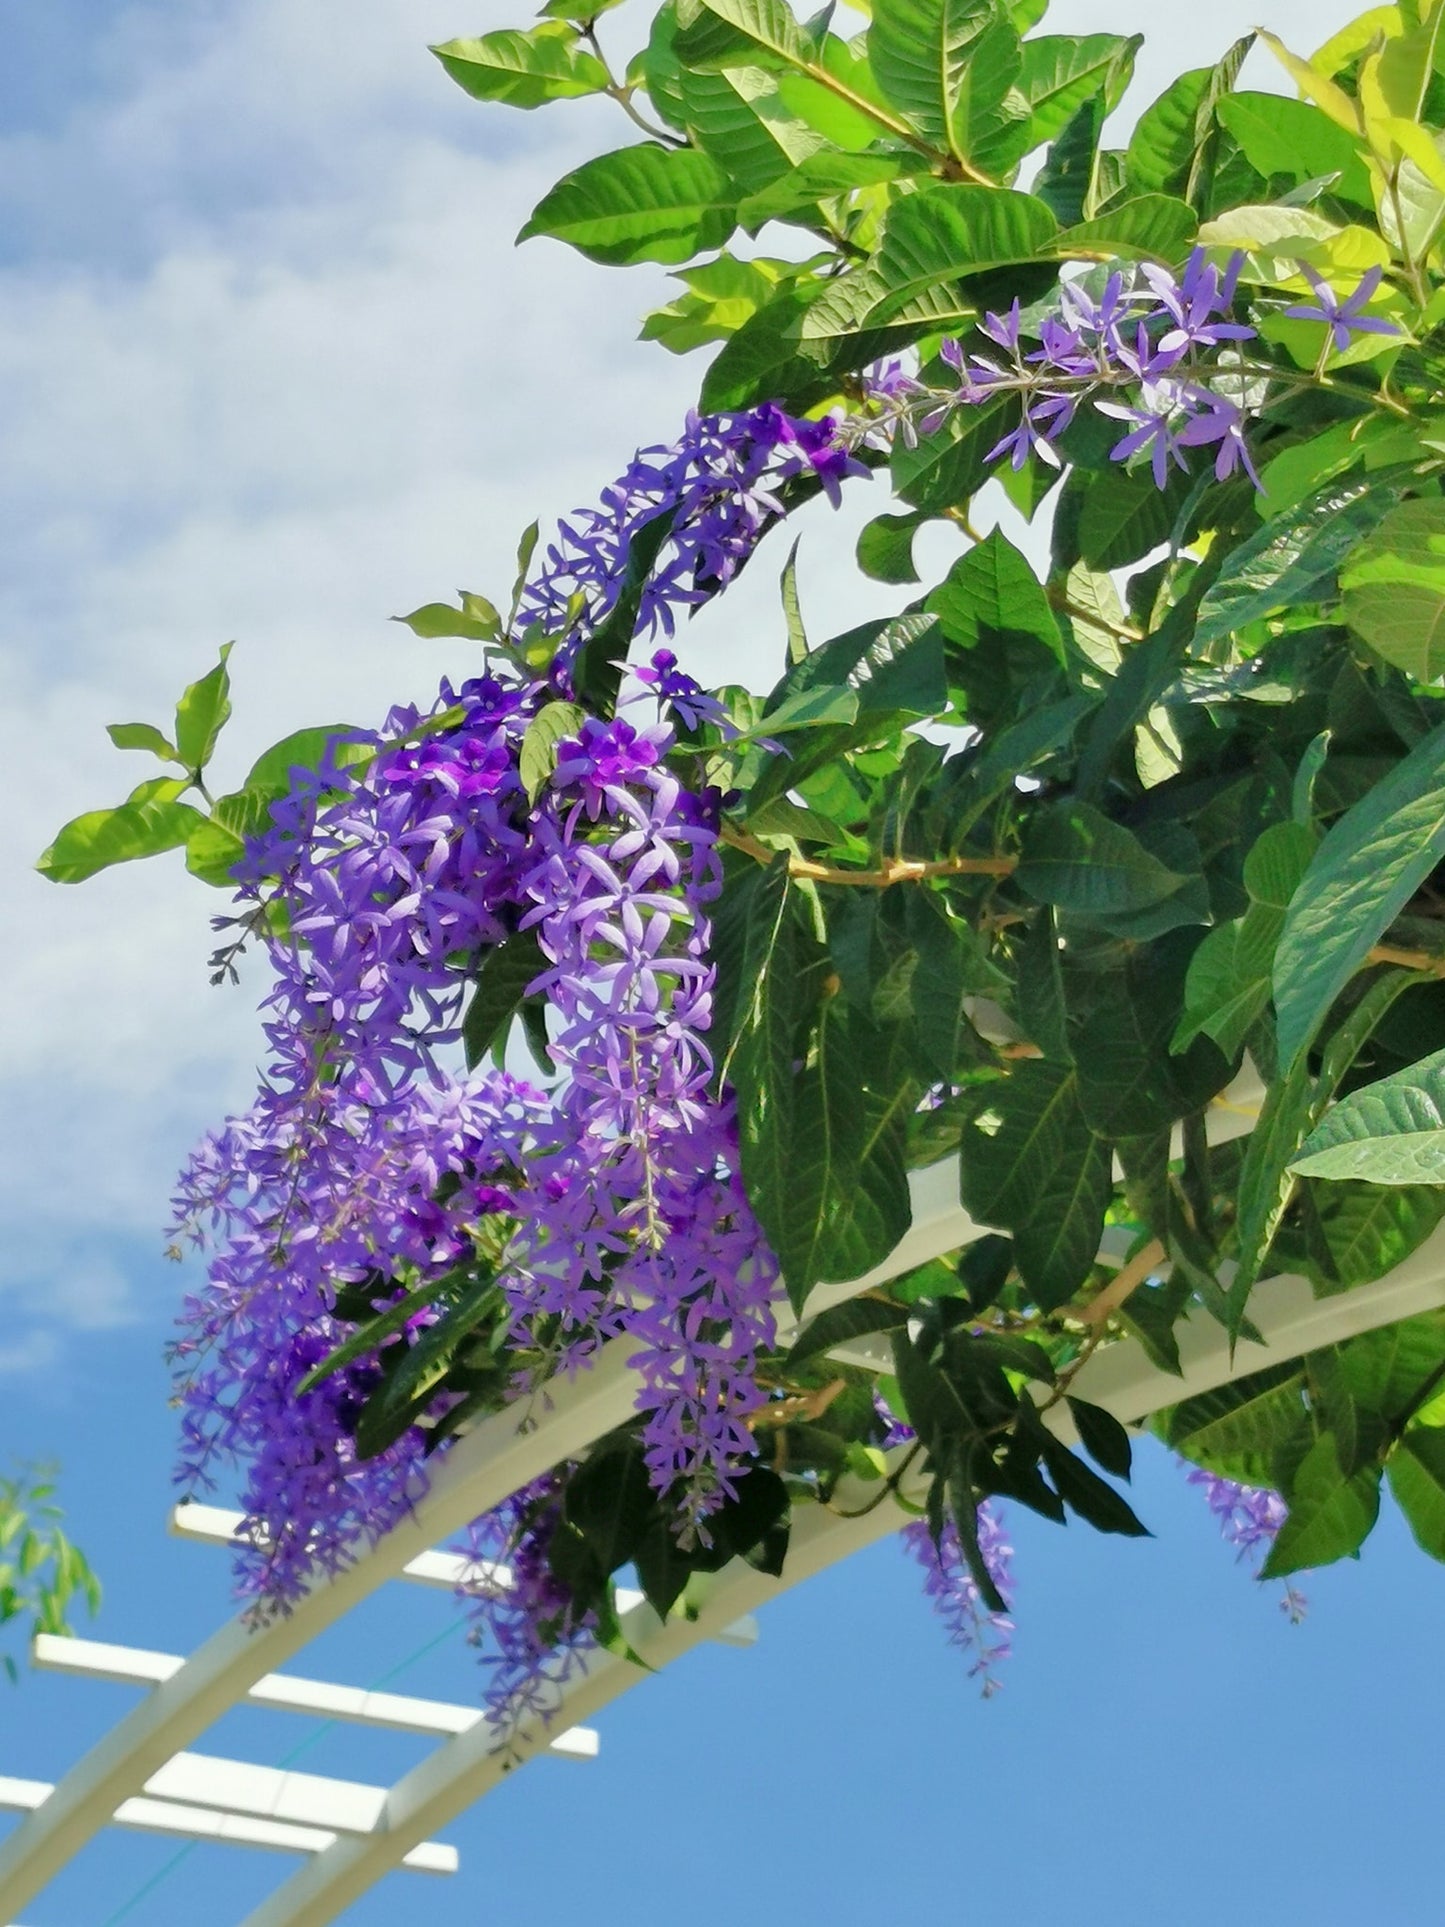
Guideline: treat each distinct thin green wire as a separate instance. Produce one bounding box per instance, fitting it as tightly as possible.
[99,1616,469,1926]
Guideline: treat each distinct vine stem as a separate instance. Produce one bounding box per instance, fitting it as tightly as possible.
[721,822,1016,884]
[1077,1238,1166,1331]
[1369,942,1445,974]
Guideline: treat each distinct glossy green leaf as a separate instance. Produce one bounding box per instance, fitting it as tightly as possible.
[519,144,737,265]
[184,818,246,888]
[868,0,1017,159]
[1341,500,1445,683]
[1162,1364,1308,1485]
[1017,803,1191,919]
[37,794,207,884]
[1294,1046,1445,1184]
[519,701,586,804]
[463,931,547,1069]
[1174,820,1316,1057]
[106,722,179,762]
[1055,192,1197,259]
[1260,1433,1381,1576]
[788,1296,911,1368]
[926,526,1064,663]
[958,1060,1112,1308]
[1274,719,1445,1073]
[1388,1425,1445,1560]
[431,27,609,108]
[243,726,371,793]
[1215,91,1373,206]
[393,600,500,641]
[679,63,826,191]
[675,0,808,68]
[856,509,930,585]
[1019,33,1140,143]
[174,644,233,773]
[1194,473,1409,655]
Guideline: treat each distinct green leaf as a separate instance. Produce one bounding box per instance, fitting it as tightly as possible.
[1274,718,1445,1074]
[1076,465,1182,569]
[519,144,737,266]
[737,151,916,229]
[868,0,1017,160]
[106,722,179,762]
[1289,1179,1445,1290]
[1294,1046,1445,1184]
[393,600,500,641]
[463,930,547,1069]
[37,795,208,884]
[1388,1425,1445,1560]
[174,644,233,773]
[679,63,826,192]
[856,510,930,585]
[1065,1397,1134,1479]
[926,526,1064,663]
[184,818,246,888]
[1337,1314,1445,1417]
[432,26,609,108]
[1174,820,1316,1056]
[958,1060,1111,1308]
[1016,803,1191,920]
[1076,947,1230,1136]
[1261,1433,1381,1576]
[1124,34,1251,204]
[802,185,1058,341]
[787,1296,911,1368]
[1018,33,1140,144]
[1038,1434,1150,1535]
[675,0,808,69]
[1341,500,1445,683]
[1193,473,1409,655]
[1055,192,1198,259]
[565,1445,657,1576]
[243,726,370,792]
[1162,1364,1308,1484]
[519,701,586,805]
[1033,91,1105,227]
[1215,91,1373,206]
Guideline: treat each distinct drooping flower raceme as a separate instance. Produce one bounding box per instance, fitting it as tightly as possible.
[1183,1465,1308,1622]
[902,1507,1016,1697]
[169,403,830,1618]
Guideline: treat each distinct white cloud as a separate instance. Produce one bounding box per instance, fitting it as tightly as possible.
[2,0,1363,1358]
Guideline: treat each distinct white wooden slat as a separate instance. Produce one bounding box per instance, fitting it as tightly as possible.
[167,1509,758,1647]
[0,1777,453,1873]
[30,1634,597,1758]
[240,1476,917,1927]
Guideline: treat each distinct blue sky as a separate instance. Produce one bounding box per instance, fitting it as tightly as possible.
[5,0,1443,1921]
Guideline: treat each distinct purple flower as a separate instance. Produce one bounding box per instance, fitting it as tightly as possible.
[1142,249,1255,361]
[1183,1465,1308,1622]
[1097,381,1191,489]
[902,1504,1015,1696]
[1284,266,1399,353]
[1174,386,1262,486]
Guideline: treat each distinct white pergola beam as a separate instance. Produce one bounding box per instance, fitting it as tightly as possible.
[0,1778,453,1873]
[30,1634,598,1757]
[167,1510,759,1649]
[240,1476,917,1927]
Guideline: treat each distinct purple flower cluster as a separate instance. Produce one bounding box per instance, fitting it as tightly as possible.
[515,699,778,1538]
[1183,1465,1308,1622]
[456,1475,598,1742]
[167,404,849,1616]
[902,1506,1015,1696]
[518,404,866,682]
[865,251,1397,492]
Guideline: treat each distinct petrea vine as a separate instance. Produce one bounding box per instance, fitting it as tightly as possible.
[46,0,1445,1743]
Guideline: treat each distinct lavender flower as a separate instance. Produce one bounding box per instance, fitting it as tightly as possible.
[1284,265,1398,354]
[903,1505,1015,1696]
[1183,1465,1308,1622]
